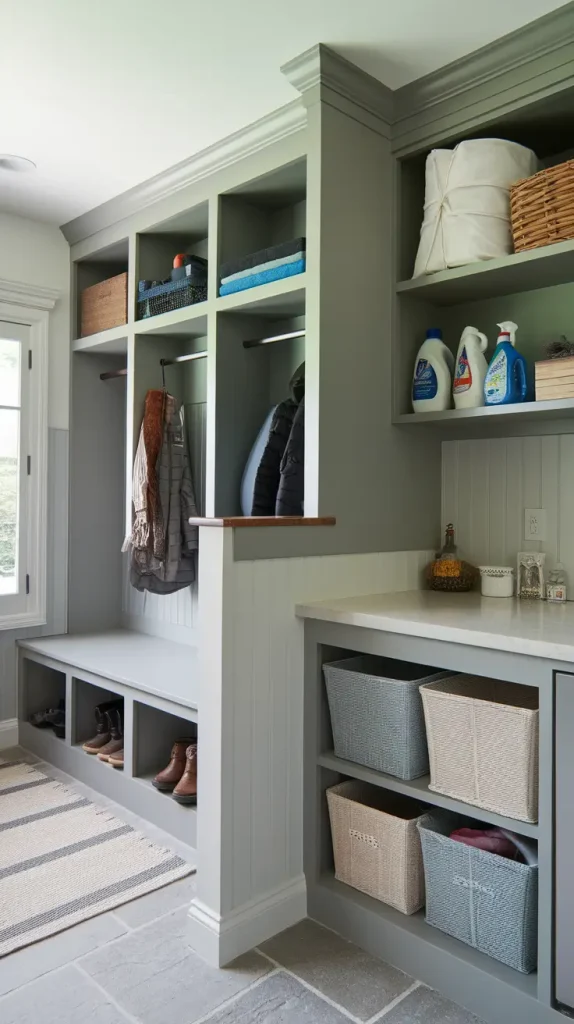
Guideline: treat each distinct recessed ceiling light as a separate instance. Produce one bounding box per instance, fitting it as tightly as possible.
[0,155,36,173]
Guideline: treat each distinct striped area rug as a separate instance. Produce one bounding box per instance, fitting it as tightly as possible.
[0,758,195,956]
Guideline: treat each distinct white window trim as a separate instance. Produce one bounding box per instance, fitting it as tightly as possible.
[0,277,59,631]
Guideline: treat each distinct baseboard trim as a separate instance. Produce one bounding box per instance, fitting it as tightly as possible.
[0,719,18,749]
[187,875,307,966]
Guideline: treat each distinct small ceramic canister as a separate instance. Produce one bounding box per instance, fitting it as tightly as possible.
[479,566,515,598]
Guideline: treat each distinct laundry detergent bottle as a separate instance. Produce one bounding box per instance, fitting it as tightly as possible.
[453,326,489,409]
[412,328,454,413]
[484,321,528,406]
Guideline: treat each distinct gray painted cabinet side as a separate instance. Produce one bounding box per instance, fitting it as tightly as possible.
[554,673,574,1012]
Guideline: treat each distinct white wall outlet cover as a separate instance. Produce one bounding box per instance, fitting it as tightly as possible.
[524,508,546,542]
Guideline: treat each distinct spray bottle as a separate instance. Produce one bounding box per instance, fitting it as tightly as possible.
[484,321,528,406]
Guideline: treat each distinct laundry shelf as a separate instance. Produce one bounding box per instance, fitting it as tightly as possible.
[135,302,208,338]
[73,324,129,355]
[393,397,574,427]
[396,237,574,306]
[317,751,539,838]
[216,274,306,318]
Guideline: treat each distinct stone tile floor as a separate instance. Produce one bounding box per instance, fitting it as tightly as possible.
[0,747,485,1024]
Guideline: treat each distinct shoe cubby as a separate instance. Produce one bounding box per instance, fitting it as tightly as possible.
[218,159,306,290]
[72,677,124,751]
[136,202,209,317]
[19,659,66,739]
[73,238,129,341]
[213,307,305,516]
[132,700,197,782]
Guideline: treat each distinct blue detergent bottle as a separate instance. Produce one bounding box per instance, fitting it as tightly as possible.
[484,321,528,405]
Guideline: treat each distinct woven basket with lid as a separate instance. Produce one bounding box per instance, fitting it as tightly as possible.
[510,159,574,252]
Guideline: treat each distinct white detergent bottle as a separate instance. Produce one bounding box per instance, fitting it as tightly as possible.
[412,328,454,413]
[453,326,489,409]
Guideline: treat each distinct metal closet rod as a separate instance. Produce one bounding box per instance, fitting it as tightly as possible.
[243,329,305,349]
[100,328,304,379]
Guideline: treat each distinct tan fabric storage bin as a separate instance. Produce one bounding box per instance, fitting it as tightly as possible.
[80,272,128,337]
[327,780,426,915]
[420,676,539,823]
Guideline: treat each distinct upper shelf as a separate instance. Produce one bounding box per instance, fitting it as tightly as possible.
[73,324,128,355]
[135,302,208,338]
[396,238,574,306]
[216,274,306,318]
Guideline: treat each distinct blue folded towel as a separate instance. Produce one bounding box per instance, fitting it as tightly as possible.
[221,251,305,286]
[219,258,305,297]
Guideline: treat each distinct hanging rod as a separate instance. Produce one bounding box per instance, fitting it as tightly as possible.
[100,368,128,381]
[243,329,305,350]
[160,351,207,367]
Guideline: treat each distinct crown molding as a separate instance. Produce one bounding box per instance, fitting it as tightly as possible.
[61,99,307,246]
[281,43,394,126]
[0,277,59,310]
[393,1,574,147]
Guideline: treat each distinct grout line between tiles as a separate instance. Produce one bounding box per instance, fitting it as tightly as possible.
[74,962,142,1024]
[75,902,195,963]
[255,948,365,1023]
[364,980,422,1023]
[191,966,282,1024]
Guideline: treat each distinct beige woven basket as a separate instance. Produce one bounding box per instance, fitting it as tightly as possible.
[327,780,426,915]
[510,159,574,253]
[420,676,539,823]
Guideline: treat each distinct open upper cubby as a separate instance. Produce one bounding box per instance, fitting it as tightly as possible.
[133,332,207,516]
[213,308,305,517]
[218,159,307,296]
[74,238,129,343]
[394,86,574,430]
[136,202,209,320]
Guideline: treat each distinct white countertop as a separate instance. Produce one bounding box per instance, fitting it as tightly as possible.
[296,590,574,663]
[18,630,198,709]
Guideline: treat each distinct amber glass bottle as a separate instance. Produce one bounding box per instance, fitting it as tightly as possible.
[427,523,478,592]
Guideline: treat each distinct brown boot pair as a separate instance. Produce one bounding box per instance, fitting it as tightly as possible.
[152,740,197,804]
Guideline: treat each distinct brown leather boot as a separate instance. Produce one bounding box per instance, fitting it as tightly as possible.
[173,744,197,805]
[108,749,124,769]
[97,708,124,762]
[82,701,120,754]
[152,739,193,792]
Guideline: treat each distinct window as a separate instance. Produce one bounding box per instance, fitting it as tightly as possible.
[0,291,51,630]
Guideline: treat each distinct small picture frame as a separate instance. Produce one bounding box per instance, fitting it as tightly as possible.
[517,552,546,600]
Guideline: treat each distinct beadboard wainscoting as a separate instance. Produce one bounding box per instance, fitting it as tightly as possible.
[122,565,199,645]
[189,531,432,965]
[442,435,574,586]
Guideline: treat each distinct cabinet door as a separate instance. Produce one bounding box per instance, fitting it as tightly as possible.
[555,673,574,1010]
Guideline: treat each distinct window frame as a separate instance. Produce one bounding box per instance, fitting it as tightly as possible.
[0,282,55,630]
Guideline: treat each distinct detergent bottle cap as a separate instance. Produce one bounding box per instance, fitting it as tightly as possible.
[426,328,443,339]
[497,321,518,347]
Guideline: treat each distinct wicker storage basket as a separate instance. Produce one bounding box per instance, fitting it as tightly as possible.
[420,676,539,822]
[328,780,427,915]
[323,656,453,780]
[510,159,574,253]
[418,812,538,973]
[80,272,128,338]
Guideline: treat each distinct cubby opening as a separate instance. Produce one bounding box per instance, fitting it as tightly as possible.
[69,352,126,632]
[218,160,306,294]
[72,677,123,750]
[133,332,207,516]
[74,239,129,341]
[133,701,197,790]
[137,203,209,318]
[214,307,305,516]
[20,660,66,738]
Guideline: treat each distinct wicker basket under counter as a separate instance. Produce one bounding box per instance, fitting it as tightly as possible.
[535,356,574,401]
[510,159,574,253]
[327,781,427,915]
[80,272,128,338]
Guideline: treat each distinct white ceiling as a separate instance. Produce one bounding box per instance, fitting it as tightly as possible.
[1,0,568,226]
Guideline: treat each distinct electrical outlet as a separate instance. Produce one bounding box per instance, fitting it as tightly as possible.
[524,508,546,542]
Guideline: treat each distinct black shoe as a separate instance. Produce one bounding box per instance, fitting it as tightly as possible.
[29,699,65,730]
